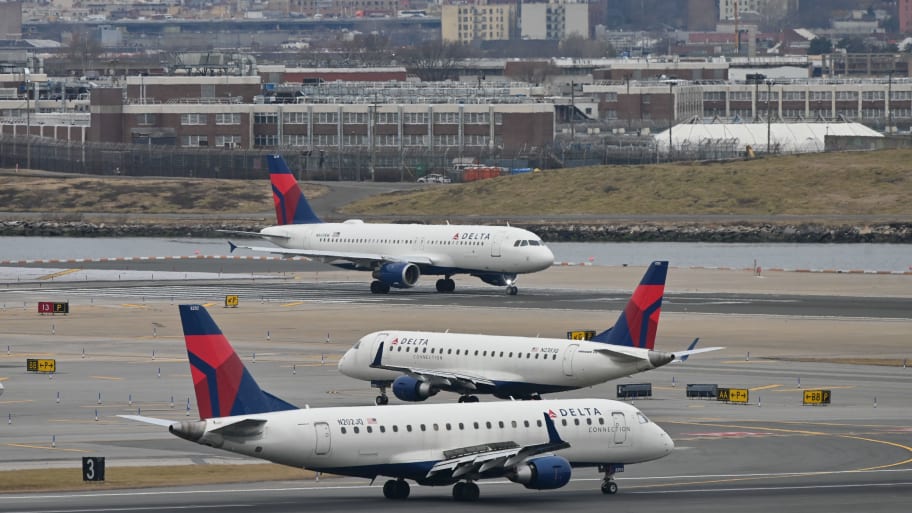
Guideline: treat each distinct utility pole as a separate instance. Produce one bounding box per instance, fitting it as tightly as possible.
[570,80,575,140]
[668,81,675,161]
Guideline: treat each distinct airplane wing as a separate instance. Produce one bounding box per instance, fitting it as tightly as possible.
[370,342,496,391]
[227,241,434,267]
[426,413,569,481]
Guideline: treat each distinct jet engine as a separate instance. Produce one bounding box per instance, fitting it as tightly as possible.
[373,262,420,288]
[508,456,572,490]
[392,375,438,402]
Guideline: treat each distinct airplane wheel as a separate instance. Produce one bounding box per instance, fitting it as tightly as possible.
[452,482,465,500]
[464,482,480,501]
[457,396,465,403]
[382,480,397,499]
[375,395,389,405]
[466,395,480,403]
[395,479,410,499]
[371,281,391,294]
[446,279,456,292]
[436,279,447,292]
[601,481,618,495]
[506,286,518,296]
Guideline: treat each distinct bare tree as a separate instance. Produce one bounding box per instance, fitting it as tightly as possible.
[560,34,616,58]
[399,40,470,81]
[65,29,104,76]
[505,60,559,84]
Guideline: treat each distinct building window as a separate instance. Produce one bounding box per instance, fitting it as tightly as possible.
[181,135,208,147]
[180,113,207,125]
[315,134,338,146]
[254,134,279,147]
[283,134,310,146]
[284,111,308,124]
[344,112,368,124]
[136,113,156,126]
[376,112,399,124]
[215,135,241,148]
[254,112,278,124]
[215,113,241,125]
[316,112,339,124]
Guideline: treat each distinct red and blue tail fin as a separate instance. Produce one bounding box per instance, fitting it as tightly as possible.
[591,261,668,349]
[179,304,297,420]
[267,155,322,225]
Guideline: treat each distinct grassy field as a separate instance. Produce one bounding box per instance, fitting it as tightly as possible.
[1,150,910,218]
[0,464,317,493]
[342,150,912,217]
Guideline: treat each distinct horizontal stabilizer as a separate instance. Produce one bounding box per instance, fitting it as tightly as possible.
[210,418,267,438]
[674,338,724,362]
[118,414,175,427]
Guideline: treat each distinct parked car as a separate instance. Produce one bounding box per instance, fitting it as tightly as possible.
[417,174,452,183]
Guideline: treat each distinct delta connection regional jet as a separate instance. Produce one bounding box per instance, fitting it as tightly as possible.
[121,304,675,501]
[223,155,554,295]
[339,261,722,404]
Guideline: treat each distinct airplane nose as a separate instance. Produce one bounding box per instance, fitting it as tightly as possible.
[338,350,352,374]
[538,247,555,269]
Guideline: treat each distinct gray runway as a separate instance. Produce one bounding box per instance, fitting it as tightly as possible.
[1,266,911,512]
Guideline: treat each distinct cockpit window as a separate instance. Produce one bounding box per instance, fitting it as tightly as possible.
[637,412,650,424]
[520,240,529,246]
[353,341,361,349]
[529,240,541,246]
[513,240,521,247]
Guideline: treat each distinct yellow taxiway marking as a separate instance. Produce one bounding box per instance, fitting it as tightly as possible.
[750,384,783,392]
[121,304,148,309]
[282,301,306,307]
[90,375,123,381]
[6,443,89,453]
[202,302,216,308]
[768,385,856,393]
[0,399,34,405]
[38,268,81,280]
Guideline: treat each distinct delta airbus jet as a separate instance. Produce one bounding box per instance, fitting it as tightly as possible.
[339,261,722,404]
[121,305,674,501]
[224,155,554,295]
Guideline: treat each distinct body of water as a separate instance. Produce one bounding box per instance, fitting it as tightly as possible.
[1,237,908,272]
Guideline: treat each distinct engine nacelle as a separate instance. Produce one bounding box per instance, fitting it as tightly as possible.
[392,375,438,402]
[373,262,420,288]
[509,456,572,490]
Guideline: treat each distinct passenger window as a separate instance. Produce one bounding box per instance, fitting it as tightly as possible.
[473,422,479,429]
[354,427,360,433]
[475,350,479,356]
[537,420,543,427]
[447,349,452,355]
[561,419,567,426]
[509,352,513,357]
[367,426,373,433]
[341,427,347,434]
[599,418,605,425]
[586,419,592,425]
[511,421,517,428]
[406,425,412,432]
[485,422,492,429]
[393,425,399,432]
[433,423,439,431]
[498,421,504,428]
[524,420,530,428]
[573,419,580,426]
[499,352,504,357]
[483,351,487,356]
[446,423,452,431]
[535,354,539,359]
[420,424,426,432]
[422,348,427,353]
[459,423,465,430]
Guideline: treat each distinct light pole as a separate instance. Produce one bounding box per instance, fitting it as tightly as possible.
[887,70,893,132]
[766,80,773,153]
[24,68,31,170]
[668,81,676,161]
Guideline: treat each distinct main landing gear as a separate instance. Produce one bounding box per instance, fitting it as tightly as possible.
[382,479,410,499]
[457,395,480,403]
[599,464,621,495]
[452,481,480,501]
[370,280,391,294]
[436,277,456,293]
[505,285,518,295]
[374,383,390,405]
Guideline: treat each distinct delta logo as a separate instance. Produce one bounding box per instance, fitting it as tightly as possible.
[548,407,603,418]
[389,336,429,347]
[453,232,492,241]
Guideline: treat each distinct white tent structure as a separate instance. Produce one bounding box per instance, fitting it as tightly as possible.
[654,122,883,154]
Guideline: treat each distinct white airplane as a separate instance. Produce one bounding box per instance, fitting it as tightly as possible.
[339,261,722,404]
[121,305,674,500]
[224,155,554,295]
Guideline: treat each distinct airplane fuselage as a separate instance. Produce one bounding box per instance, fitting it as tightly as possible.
[172,399,673,483]
[260,222,554,276]
[339,331,670,398]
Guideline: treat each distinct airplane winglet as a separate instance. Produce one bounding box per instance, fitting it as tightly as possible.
[228,240,238,253]
[370,342,385,368]
[543,413,566,445]
[679,337,700,362]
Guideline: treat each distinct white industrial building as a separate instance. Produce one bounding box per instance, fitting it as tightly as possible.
[654,122,883,154]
